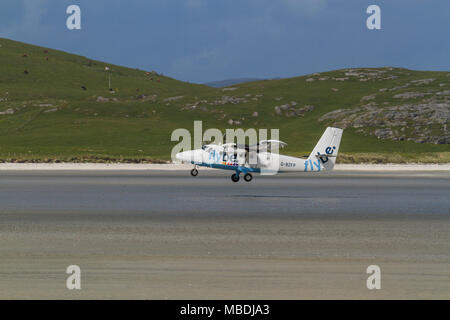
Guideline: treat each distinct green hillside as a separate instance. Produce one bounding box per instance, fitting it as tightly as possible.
[0,38,449,163]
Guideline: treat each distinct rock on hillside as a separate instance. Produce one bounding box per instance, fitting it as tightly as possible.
[319,92,450,144]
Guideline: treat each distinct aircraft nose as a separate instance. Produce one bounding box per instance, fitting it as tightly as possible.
[175,151,191,163]
[175,152,186,162]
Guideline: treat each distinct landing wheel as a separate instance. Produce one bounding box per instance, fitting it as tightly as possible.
[231,173,240,182]
[190,168,198,177]
[244,173,253,182]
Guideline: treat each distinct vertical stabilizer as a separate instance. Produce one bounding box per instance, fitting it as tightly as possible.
[308,127,343,170]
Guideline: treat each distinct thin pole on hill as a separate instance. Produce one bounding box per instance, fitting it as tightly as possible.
[105,66,111,90]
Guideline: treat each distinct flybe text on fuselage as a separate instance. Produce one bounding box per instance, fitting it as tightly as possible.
[208,149,239,167]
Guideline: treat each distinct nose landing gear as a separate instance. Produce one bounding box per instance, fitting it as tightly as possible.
[190,168,198,177]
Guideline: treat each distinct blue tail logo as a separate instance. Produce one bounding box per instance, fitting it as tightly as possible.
[325,146,336,155]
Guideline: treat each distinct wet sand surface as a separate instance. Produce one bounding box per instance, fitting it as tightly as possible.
[0,170,449,299]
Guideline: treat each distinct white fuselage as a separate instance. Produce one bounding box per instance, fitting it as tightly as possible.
[175,127,343,177]
[176,147,331,173]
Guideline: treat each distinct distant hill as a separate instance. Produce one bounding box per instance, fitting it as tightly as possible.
[204,78,263,88]
[0,37,448,163]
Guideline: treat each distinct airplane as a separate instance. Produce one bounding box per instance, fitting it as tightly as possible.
[175,127,343,182]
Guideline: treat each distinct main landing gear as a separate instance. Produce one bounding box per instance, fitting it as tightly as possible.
[231,172,252,182]
[190,168,198,176]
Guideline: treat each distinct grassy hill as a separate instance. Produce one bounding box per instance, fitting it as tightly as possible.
[0,38,449,163]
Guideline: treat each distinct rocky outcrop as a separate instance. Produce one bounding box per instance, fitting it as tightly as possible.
[227,119,241,125]
[163,96,183,102]
[393,92,430,99]
[212,96,248,105]
[135,94,157,101]
[33,103,53,107]
[361,94,376,102]
[274,102,314,117]
[380,78,436,92]
[43,107,59,113]
[181,95,248,111]
[0,108,15,115]
[304,68,410,83]
[410,78,435,85]
[319,100,450,144]
[96,96,118,102]
[96,96,109,102]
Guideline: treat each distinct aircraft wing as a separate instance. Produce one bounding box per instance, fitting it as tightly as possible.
[221,140,287,153]
[252,140,287,151]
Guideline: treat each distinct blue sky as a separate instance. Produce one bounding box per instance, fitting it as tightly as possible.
[1,0,449,83]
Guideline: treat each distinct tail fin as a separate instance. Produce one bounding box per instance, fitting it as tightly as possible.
[308,127,343,170]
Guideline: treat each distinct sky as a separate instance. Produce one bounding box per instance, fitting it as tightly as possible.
[0,0,449,83]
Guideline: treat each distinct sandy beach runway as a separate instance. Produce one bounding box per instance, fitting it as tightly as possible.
[0,169,449,299]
